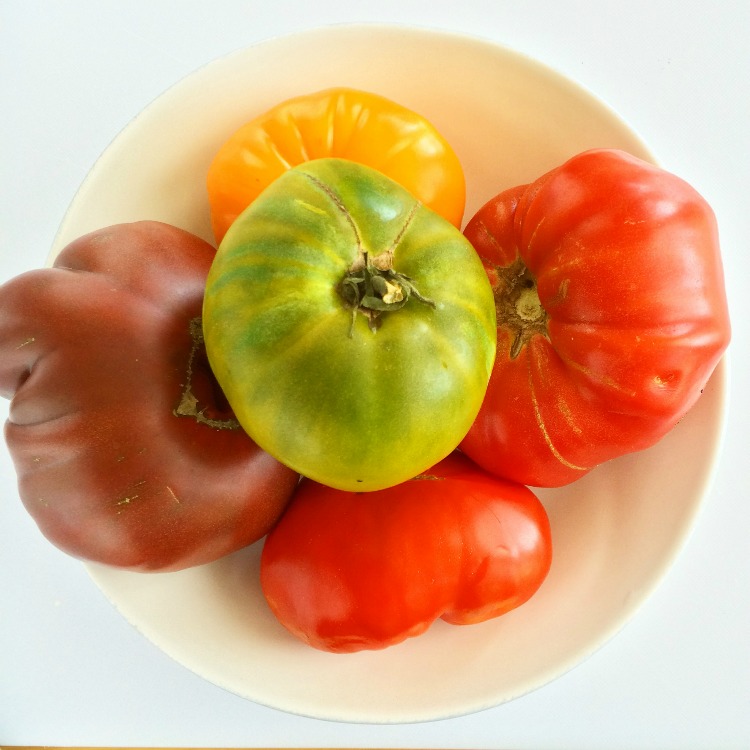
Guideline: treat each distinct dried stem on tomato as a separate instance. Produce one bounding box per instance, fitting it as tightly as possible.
[173,317,241,430]
[338,252,436,335]
[492,257,548,358]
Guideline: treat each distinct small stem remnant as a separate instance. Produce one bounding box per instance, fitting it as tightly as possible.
[173,317,240,430]
[338,252,436,335]
[492,257,549,358]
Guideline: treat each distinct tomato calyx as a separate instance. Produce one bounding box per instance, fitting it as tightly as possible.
[338,250,436,335]
[173,317,241,430]
[493,257,548,358]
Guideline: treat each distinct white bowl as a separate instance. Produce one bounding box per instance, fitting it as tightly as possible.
[51,24,728,723]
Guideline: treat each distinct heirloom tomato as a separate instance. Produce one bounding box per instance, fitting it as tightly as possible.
[0,221,299,571]
[260,452,552,653]
[203,158,496,492]
[206,87,466,243]
[460,149,731,487]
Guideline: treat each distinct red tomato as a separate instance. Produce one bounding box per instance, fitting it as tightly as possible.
[460,149,731,487]
[260,452,552,653]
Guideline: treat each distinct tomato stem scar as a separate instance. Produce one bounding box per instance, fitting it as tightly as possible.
[338,254,436,336]
[337,204,435,336]
[492,257,548,358]
[173,317,241,430]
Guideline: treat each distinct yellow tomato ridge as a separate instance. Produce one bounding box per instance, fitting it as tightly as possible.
[436,291,496,334]
[211,249,343,293]
[429,327,491,397]
[228,312,343,414]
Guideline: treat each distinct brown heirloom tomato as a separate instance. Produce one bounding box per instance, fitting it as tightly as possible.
[460,149,731,487]
[0,221,299,571]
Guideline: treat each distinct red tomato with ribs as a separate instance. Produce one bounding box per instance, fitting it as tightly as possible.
[460,149,731,487]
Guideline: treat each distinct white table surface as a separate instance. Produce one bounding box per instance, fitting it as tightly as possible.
[1,1,748,748]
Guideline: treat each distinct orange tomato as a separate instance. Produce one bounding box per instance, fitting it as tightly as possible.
[206,87,466,244]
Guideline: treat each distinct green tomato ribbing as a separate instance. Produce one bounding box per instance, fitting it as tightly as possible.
[202,158,498,492]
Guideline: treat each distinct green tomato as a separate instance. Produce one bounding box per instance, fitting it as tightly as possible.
[203,158,496,491]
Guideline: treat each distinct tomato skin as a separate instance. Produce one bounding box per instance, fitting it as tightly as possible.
[206,87,466,243]
[203,158,496,492]
[460,149,731,487]
[0,221,299,571]
[260,452,552,653]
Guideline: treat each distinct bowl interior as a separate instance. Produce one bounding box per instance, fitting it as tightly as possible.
[55,24,728,723]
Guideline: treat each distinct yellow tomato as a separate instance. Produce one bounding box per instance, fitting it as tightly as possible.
[206,87,466,243]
